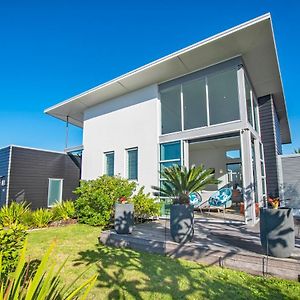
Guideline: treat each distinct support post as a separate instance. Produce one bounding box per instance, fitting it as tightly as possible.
[183,140,189,168]
[65,116,69,150]
[240,129,256,225]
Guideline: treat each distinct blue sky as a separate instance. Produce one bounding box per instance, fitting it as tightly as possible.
[0,0,299,153]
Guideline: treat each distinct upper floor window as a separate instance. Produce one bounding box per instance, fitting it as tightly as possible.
[161,86,181,134]
[245,74,259,133]
[183,78,207,130]
[127,148,138,180]
[105,152,114,176]
[207,68,239,125]
[160,65,240,135]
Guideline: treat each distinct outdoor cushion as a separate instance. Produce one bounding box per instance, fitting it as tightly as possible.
[189,192,202,208]
[208,188,232,207]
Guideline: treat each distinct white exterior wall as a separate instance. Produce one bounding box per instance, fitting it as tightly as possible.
[81,85,159,193]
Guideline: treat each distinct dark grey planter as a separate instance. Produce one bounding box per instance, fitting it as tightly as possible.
[170,204,194,243]
[114,203,134,234]
[260,208,295,258]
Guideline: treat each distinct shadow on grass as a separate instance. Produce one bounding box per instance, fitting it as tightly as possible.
[73,243,297,300]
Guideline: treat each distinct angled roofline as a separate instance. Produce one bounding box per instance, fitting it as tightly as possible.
[44,13,291,144]
[45,13,271,114]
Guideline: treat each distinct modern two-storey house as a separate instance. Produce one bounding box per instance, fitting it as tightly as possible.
[45,14,291,225]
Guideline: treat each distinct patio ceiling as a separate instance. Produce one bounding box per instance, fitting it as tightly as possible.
[189,136,240,151]
[44,13,290,144]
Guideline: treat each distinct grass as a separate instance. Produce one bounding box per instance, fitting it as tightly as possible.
[27,224,300,300]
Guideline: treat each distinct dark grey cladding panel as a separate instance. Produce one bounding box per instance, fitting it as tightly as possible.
[8,147,80,210]
[280,155,300,205]
[258,95,281,197]
[0,146,10,206]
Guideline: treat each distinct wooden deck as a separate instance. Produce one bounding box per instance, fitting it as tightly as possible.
[100,219,300,281]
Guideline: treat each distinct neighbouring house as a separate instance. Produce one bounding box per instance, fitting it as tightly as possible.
[45,14,291,225]
[278,154,300,215]
[0,145,81,209]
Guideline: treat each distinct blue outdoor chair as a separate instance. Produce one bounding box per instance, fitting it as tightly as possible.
[189,192,202,210]
[208,188,232,216]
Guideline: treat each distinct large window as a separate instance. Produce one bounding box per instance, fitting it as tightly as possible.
[48,178,63,207]
[183,78,207,130]
[161,86,181,134]
[207,68,240,125]
[160,64,240,135]
[105,152,114,176]
[127,148,138,180]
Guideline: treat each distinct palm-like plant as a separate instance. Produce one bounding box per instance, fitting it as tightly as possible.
[152,164,219,204]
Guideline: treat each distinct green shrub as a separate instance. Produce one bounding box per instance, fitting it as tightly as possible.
[31,208,53,228]
[74,175,137,226]
[0,201,30,227]
[20,210,34,227]
[0,240,97,299]
[0,224,27,277]
[130,187,160,221]
[52,200,76,221]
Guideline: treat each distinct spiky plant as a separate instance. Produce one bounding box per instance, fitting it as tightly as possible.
[52,200,76,221]
[0,202,30,227]
[152,164,219,204]
[0,240,97,300]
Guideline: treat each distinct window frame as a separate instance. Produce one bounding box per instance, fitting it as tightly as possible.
[126,147,138,180]
[104,151,115,176]
[243,70,261,134]
[159,64,241,136]
[47,178,63,208]
[159,141,182,191]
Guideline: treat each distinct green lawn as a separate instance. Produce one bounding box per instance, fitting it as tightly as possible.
[27,224,300,300]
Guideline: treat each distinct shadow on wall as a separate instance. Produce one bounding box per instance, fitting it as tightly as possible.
[243,183,255,223]
[72,242,293,300]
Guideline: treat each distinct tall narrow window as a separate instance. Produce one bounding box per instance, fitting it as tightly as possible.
[127,148,138,180]
[160,85,182,134]
[105,152,114,176]
[207,68,239,125]
[183,78,207,130]
[245,76,253,127]
[253,96,259,132]
[159,141,181,187]
[48,178,63,207]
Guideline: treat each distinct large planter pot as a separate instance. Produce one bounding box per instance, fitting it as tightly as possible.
[114,203,134,234]
[170,204,194,243]
[260,208,295,258]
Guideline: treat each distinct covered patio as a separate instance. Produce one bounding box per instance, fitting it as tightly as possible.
[177,131,267,224]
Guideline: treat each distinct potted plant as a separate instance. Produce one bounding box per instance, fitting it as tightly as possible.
[260,196,295,258]
[114,196,134,234]
[152,165,218,243]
